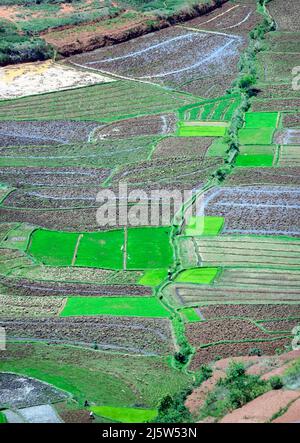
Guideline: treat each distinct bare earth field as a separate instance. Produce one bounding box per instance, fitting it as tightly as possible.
[0,61,114,99]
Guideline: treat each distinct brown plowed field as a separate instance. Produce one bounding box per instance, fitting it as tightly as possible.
[0,316,174,356]
[190,337,291,368]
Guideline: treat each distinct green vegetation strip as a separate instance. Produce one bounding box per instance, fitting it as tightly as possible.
[178,124,227,137]
[175,267,219,284]
[60,296,171,318]
[0,412,6,424]
[90,406,157,423]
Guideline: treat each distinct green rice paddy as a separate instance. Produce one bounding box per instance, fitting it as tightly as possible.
[175,267,219,284]
[182,308,202,322]
[244,112,279,128]
[235,154,274,167]
[184,216,224,236]
[206,139,228,157]
[75,230,124,269]
[60,296,170,318]
[178,123,227,137]
[28,227,173,270]
[238,127,275,145]
[138,269,168,286]
[90,406,157,423]
[127,227,173,270]
[28,229,78,266]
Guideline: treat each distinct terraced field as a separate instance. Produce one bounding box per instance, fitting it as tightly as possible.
[1,0,300,425]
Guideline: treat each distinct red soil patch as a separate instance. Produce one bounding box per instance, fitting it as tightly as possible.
[272,398,300,423]
[279,349,300,364]
[214,356,260,372]
[220,390,300,423]
[261,363,292,381]
[60,4,75,15]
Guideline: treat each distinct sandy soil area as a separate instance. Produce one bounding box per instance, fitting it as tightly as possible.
[0,60,114,99]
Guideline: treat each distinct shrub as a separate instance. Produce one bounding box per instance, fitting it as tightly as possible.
[155,389,193,423]
[269,376,283,390]
[200,362,269,419]
[194,364,213,387]
[249,347,263,357]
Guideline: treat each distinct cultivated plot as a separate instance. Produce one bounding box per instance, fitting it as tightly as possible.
[0,121,101,147]
[1,316,173,355]
[179,235,300,269]
[71,26,245,92]
[60,296,170,318]
[166,267,300,307]
[202,186,300,236]
[0,81,195,122]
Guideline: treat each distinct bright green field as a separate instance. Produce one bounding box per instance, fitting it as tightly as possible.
[178,124,227,137]
[184,216,224,236]
[235,154,274,167]
[0,412,6,424]
[60,296,170,318]
[91,406,157,423]
[175,267,219,284]
[244,112,279,128]
[239,128,275,145]
[28,229,78,266]
[27,227,173,270]
[138,269,168,286]
[75,230,124,269]
[127,227,173,270]
[182,308,202,322]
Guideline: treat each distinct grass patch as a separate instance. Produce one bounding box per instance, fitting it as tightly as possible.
[178,124,227,137]
[239,128,275,145]
[184,216,224,236]
[175,267,219,284]
[90,406,157,423]
[244,112,279,128]
[1,343,192,408]
[235,154,274,167]
[206,139,228,157]
[28,229,78,266]
[75,230,124,270]
[60,296,170,318]
[138,269,168,286]
[127,227,173,270]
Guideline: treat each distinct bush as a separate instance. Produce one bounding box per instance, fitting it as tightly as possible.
[0,19,54,66]
[249,347,263,357]
[200,362,269,419]
[269,376,283,390]
[194,364,213,387]
[155,389,193,423]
